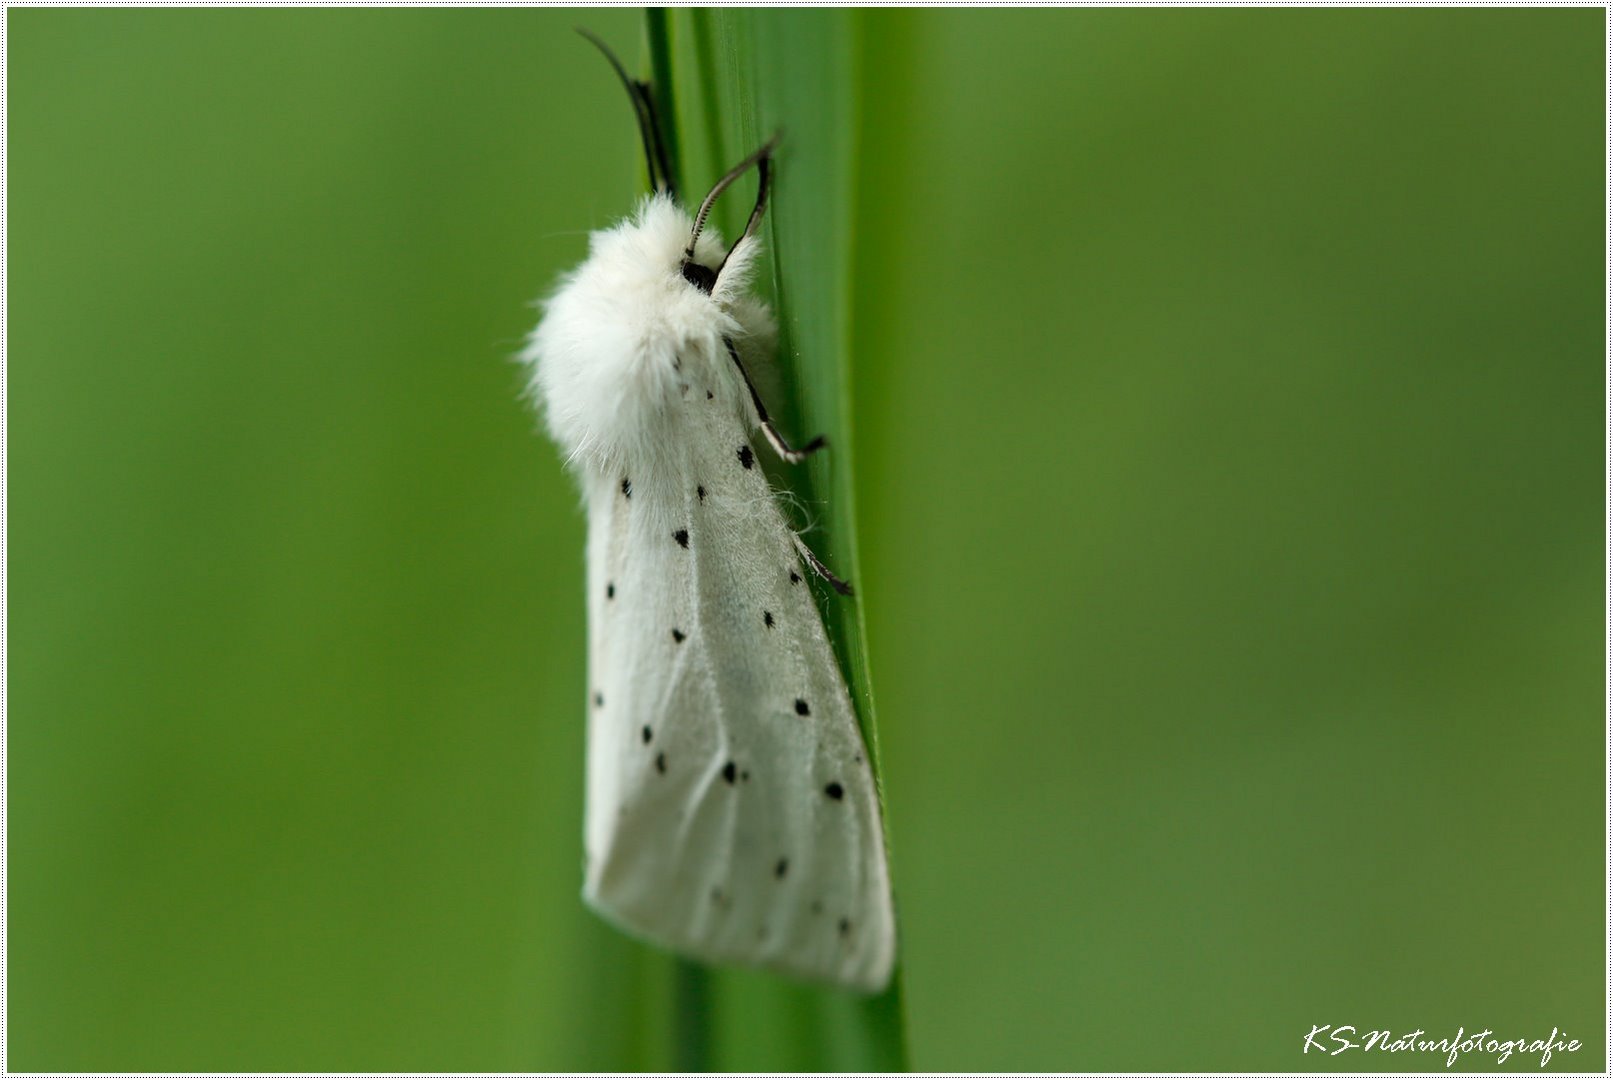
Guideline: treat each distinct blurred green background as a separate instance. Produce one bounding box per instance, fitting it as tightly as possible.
[11,8,1603,1071]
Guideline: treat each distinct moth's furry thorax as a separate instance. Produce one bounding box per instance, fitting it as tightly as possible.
[524,193,775,482]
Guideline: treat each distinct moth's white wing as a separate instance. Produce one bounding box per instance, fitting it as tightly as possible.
[581,386,894,993]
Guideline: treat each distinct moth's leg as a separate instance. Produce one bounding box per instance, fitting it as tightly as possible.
[763,426,826,465]
[724,336,826,464]
[792,533,855,597]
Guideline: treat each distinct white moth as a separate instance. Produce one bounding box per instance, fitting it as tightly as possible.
[519,34,895,993]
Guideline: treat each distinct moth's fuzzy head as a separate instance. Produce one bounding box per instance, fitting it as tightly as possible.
[590,193,760,307]
[523,193,773,480]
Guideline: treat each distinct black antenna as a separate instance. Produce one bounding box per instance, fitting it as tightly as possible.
[576,27,677,200]
[685,136,779,263]
[714,149,771,280]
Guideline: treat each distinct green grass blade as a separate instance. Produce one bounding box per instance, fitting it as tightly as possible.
[561,11,910,1068]
[568,11,911,1069]
[643,9,682,194]
[663,8,911,1071]
[670,957,715,1070]
[685,9,728,191]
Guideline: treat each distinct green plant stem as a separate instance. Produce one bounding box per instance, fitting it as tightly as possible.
[688,9,729,187]
[671,957,714,1071]
[644,9,911,1070]
[644,8,682,193]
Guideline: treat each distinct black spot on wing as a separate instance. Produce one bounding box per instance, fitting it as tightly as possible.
[621,477,631,498]
[655,752,667,774]
[671,628,686,643]
[706,389,714,400]
[775,858,789,879]
[722,761,737,785]
[673,528,689,548]
[839,917,852,938]
[824,782,844,801]
[794,698,810,716]
[763,610,774,629]
[593,692,604,708]
[697,485,706,502]
[606,582,615,600]
[789,570,801,585]
[738,445,754,470]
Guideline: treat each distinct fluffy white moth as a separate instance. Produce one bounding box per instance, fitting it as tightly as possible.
[519,34,895,993]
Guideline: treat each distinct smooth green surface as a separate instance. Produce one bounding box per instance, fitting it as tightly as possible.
[10,8,1603,1072]
[856,9,1604,1072]
[664,10,909,1070]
